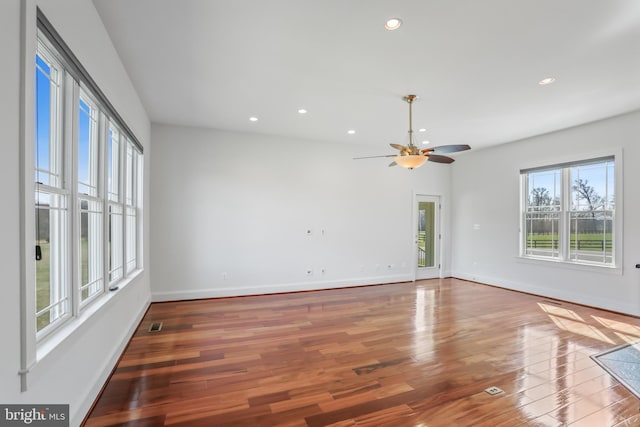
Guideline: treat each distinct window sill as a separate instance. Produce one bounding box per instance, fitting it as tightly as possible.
[35,269,143,365]
[515,256,622,276]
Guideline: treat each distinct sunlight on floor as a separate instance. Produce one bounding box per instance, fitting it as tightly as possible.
[538,303,585,322]
[538,303,618,345]
[547,314,615,344]
[592,315,640,338]
[614,332,640,344]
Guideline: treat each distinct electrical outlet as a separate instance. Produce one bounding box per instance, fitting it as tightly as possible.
[321,268,326,274]
[306,269,313,276]
[221,272,228,280]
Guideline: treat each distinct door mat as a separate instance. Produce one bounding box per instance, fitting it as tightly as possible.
[592,342,640,399]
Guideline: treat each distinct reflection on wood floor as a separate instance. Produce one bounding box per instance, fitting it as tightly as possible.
[83,278,640,426]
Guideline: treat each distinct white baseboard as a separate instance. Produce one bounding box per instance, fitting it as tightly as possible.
[72,296,151,427]
[451,271,637,316]
[152,274,413,302]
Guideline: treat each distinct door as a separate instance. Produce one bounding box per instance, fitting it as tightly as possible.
[415,195,440,280]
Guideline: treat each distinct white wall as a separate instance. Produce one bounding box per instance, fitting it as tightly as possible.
[151,124,452,300]
[2,1,152,426]
[0,0,24,411]
[451,110,640,315]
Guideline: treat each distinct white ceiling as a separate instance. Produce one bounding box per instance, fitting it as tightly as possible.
[93,0,640,151]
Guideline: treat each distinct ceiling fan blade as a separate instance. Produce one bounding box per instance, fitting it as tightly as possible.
[427,154,455,164]
[388,161,397,167]
[390,143,410,153]
[426,144,471,154]
[353,154,396,160]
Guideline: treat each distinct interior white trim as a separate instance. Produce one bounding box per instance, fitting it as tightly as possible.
[152,274,413,302]
[451,271,637,315]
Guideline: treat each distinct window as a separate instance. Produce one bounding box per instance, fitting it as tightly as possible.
[78,92,104,304]
[107,124,123,283]
[32,18,143,342]
[124,143,140,274]
[521,157,616,267]
[105,129,142,285]
[35,42,70,333]
[523,168,561,258]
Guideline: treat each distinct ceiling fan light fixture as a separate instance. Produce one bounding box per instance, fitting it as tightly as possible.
[385,18,402,31]
[352,94,470,168]
[394,154,427,169]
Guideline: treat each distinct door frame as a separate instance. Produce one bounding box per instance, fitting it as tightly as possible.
[412,193,442,281]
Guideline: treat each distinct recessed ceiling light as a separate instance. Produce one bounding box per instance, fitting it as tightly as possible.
[538,77,556,86]
[347,130,356,135]
[422,140,430,145]
[249,116,258,122]
[298,109,307,114]
[418,128,426,132]
[385,18,402,31]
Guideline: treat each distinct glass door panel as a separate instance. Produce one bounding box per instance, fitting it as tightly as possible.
[416,195,440,280]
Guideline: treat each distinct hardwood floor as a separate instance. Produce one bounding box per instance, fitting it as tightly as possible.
[83,278,640,426]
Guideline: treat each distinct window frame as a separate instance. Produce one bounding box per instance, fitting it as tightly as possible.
[27,12,144,351]
[519,151,623,271]
[34,38,72,339]
[77,88,106,307]
[124,141,140,275]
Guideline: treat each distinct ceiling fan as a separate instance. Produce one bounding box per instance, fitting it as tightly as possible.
[354,94,470,169]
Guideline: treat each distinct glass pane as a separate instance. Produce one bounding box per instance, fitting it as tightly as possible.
[524,212,560,258]
[569,211,613,264]
[607,164,615,210]
[527,169,561,212]
[35,194,51,331]
[569,160,614,265]
[125,144,134,206]
[80,198,103,302]
[571,160,614,211]
[35,191,68,332]
[109,204,123,282]
[78,95,99,196]
[107,126,120,202]
[417,201,435,268]
[126,207,137,272]
[35,52,60,187]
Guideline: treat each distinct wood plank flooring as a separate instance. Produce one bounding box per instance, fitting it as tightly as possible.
[83,278,640,426]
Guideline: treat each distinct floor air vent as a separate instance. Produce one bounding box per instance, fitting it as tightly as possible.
[149,322,163,332]
[485,386,504,395]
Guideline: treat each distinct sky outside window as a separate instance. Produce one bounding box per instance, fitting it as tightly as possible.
[35,54,52,186]
[78,96,95,195]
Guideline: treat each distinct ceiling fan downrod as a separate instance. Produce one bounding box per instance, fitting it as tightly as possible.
[404,94,417,151]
